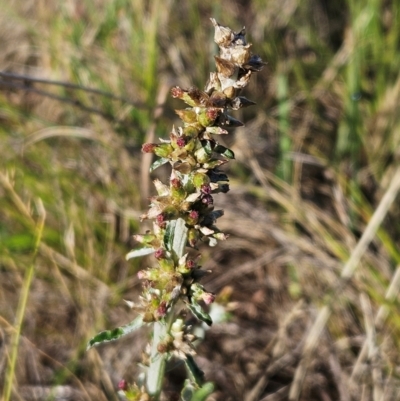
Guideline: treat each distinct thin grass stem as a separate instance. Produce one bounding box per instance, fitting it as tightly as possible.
[2,199,46,401]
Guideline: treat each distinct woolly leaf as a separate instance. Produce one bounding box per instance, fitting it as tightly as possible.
[214,145,235,159]
[185,354,205,385]
[150,157,169,172]
[203,140,213,155]
[86,316,143,350]
[205,126,228,135]
[208,170,229,183]
[209,210,224,220]
[186,300,212,326]
[172,217,188,259]
[126,247,155,260]
[208,237,218,247]
[164,218,188,257]
[164,220,175,251]
[181,381,195,401]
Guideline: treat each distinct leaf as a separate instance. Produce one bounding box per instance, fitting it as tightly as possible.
[209,210,224,220]
[202,159,226,169]
[199,226,214,236]
[205,126,228,135]
[225,115,244,127]
[185,192,201,203]
[181,380,214,401]
[191,383,214,401]
[153,179,169,196]
[126,246,155,260]
[208,237,218,247]
[164,220,175,251]
[186,300,212,326]
[163,218,189,258]
[208,170,229,183]
[172,218,188,259]
[185,354,205,385]
[181,381,195,401]
[86,315,143,350]
[213,144,235,159]
[203,140,213,155]
[231,96,256,110]
[150,157,169,172]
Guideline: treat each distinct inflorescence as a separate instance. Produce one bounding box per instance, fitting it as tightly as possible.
[138,18,264,322]
[120,18,264,399]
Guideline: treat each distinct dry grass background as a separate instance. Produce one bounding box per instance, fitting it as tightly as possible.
[1,0,400,400]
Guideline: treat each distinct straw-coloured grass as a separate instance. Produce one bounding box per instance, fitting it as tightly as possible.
[1,1,400,400]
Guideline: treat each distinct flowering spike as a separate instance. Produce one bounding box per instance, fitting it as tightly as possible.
[119,18,264,397]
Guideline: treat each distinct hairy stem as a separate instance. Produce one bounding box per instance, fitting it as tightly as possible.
[146,218,188,397]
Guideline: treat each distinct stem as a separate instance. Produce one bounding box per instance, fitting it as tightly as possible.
[140,19,264,398]
[146,218,188,398]
[2,199,45,401]
[146,320,168,397]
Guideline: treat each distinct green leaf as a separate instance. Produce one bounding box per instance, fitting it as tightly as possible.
[191,382,214,401]
[164,220,175,251]
[185,354,205,385]
[181,380,214,401]
[203,140,213,155]
[181,381,195,401]
[214,144,235,159]
[209,210,224,220]
[86,315,143,350]
[172,218,188,259]
[186,300,212,326]
[225,115,244,127]
[150,157,169,172]
[164,218,188,258]
[126,246,155,260]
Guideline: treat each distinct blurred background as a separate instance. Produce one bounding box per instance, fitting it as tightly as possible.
[1,1,400,400]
